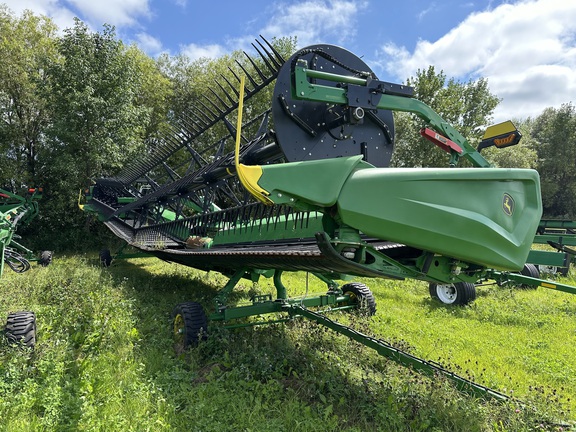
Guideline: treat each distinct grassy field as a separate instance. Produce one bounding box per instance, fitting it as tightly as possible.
[1,252,575,431]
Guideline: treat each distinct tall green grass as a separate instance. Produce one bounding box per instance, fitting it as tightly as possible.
[1,253,575,431]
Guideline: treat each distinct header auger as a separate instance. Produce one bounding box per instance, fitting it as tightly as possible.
[82,37,551,399]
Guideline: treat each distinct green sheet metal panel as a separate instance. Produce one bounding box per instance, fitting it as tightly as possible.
[337,167,542,270]
[211,211,325,246]
[527,249,569,267]
[258,155,368,207]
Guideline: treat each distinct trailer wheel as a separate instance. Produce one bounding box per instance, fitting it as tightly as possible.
[172,302,208,352]
[537,265,569,276]
[519,263,540,288]
[341,282,377,315]
[99,249,112,267]
[38,250,53,267]
[429,282,476,305]
[5,311,36,348]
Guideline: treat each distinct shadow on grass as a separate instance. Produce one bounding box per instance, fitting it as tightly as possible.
[94,256,514,430]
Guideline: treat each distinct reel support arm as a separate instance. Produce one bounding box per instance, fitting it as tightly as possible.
[292,63,492,168]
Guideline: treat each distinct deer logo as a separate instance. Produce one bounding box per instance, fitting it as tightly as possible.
[503,193,514,216]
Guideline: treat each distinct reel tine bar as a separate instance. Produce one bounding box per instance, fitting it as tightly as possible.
[112,36,283,187]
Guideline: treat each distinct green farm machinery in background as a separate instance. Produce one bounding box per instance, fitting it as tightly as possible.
[518,219,576,277]
[1,187,52,348]
[81,38,576,400]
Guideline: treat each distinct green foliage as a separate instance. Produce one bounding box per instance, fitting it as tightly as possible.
[531,103,576,217]
[42,19,149,180]
[126,45,174,140]
[1,255,575,430]
[35,19,162,232]
[0,6,58,187]
[391,66,500,168]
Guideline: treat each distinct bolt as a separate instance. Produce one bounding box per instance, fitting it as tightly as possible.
[352,107,364,121]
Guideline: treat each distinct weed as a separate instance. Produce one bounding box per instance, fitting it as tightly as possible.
[0,254,575,430]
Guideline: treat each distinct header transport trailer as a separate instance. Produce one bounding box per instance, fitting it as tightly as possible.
[523,219,576,276]
[81,38,575,399]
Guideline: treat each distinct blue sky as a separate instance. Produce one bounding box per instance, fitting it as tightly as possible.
[4,0,576,123]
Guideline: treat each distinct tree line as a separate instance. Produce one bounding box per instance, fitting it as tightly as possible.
[0,7,574,250]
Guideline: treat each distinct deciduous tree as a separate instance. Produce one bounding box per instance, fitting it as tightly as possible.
[531,103,576,217]
[0,6,58,188]
[391,66,500,168]
[38,19,160,231]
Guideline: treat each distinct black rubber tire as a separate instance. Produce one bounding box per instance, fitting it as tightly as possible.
[429,282,476,306]
[341,282,377,316]
[38,250,53,267]
[5,311,36,348]
[519,263,540,288]
[172,302,208,351]
[521,263,540,279]
[99,249,112,267]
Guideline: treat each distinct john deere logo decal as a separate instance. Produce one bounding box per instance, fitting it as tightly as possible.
[503,193,514,216]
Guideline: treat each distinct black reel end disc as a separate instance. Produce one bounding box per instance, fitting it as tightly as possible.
[272,44,395,167]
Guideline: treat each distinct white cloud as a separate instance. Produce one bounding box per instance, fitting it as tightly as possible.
[1,0,77,31]
[377,0,576,121]
[2,0,151,32]
[176,1,367,62]
[3,0,156,55]
[417,3,436,21]
[66,0,151,27]
[135,32,164,56]
[259,0,368,48]
[180,42,227,62]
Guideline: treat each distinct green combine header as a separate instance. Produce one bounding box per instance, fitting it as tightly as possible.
[81,38,570,400]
